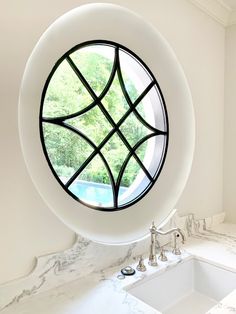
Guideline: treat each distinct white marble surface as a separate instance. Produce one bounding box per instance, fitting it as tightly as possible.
[185,222,236,271]
[207,289,236,314]
[0,234,149,311]
[1,212,236,314]
[0,217,173,311]
[1,252,191,314]
[0,270,158,314]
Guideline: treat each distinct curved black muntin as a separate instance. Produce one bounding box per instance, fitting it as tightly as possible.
[39,40,169,212]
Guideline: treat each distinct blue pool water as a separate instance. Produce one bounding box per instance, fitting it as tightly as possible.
[69,180,127,206]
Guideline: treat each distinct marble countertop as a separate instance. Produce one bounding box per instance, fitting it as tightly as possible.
[1,250,191,314]
[207,289,236,314]
[184,223,236,272]
[2,221,236,314]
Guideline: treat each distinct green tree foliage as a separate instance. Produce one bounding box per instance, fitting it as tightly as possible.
[42,47,148,187]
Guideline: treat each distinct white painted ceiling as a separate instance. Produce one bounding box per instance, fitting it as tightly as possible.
[190,0,236,26]
[221,0,236,11]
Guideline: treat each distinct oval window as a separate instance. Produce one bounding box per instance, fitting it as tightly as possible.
[40,41,168,211]
[19,4,194,243]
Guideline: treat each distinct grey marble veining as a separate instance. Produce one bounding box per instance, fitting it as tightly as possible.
[1,250,189,314]
[0,234,149,311]
[184,214,236,256]
[1,211,186,312]
[207,289,236,314]
[0,211,230,313]
[209,304,236,313]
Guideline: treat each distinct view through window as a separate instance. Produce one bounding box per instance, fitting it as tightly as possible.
[40,40,168,211]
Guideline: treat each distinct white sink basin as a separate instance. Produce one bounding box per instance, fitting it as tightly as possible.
[127,257,236,314]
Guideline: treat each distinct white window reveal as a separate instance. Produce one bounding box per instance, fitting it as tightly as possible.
[19,4,195,244]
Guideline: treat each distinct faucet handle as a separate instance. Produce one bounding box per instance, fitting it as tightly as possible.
[172,233,183,255]
[158,247,168,262]
[136,256,147,272]
[150,221,157,233]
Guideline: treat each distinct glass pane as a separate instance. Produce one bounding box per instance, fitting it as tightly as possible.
[70,44,115,96]
[102,73,130,123]
[135,138,148,162]
[118,156,151,206]
[119,49,152,103]
[40,41,168,210]
[101,133,129,184]
[135,135,166,177]
[119,112,150,148]
[43,60,93,118]
[65,106,112,146]
[42,123,93,184]
[69,155,114,207]
[136,85,166,131]
[118,156,141,188]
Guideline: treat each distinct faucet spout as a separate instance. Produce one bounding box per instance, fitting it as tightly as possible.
[155,227,185,244]
[148,223,186,265]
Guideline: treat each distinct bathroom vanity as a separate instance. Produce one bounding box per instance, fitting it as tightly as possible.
[1,213,236,314]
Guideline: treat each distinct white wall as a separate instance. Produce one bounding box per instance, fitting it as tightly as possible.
[224,25,236,223]
[0,0,225,284]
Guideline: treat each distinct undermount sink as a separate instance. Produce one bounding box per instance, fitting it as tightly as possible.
[127,257,236,314]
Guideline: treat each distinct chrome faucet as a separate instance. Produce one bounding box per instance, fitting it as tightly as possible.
[148,222,185,266]
[148,222,160,266]
[172,231,184,255]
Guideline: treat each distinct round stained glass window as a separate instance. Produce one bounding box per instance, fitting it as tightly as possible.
[40,40,168,211]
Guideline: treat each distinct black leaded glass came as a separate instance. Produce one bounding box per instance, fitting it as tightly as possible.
[40,40,169,211]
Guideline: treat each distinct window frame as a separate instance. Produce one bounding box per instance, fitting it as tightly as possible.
[18,3,195,244]
[40,40,169,211]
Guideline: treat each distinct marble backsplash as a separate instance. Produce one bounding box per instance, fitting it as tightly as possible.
[0,211,225,312]
[0,235,147,311]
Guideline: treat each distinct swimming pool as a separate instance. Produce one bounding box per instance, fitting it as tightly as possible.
[69,180,128,207]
